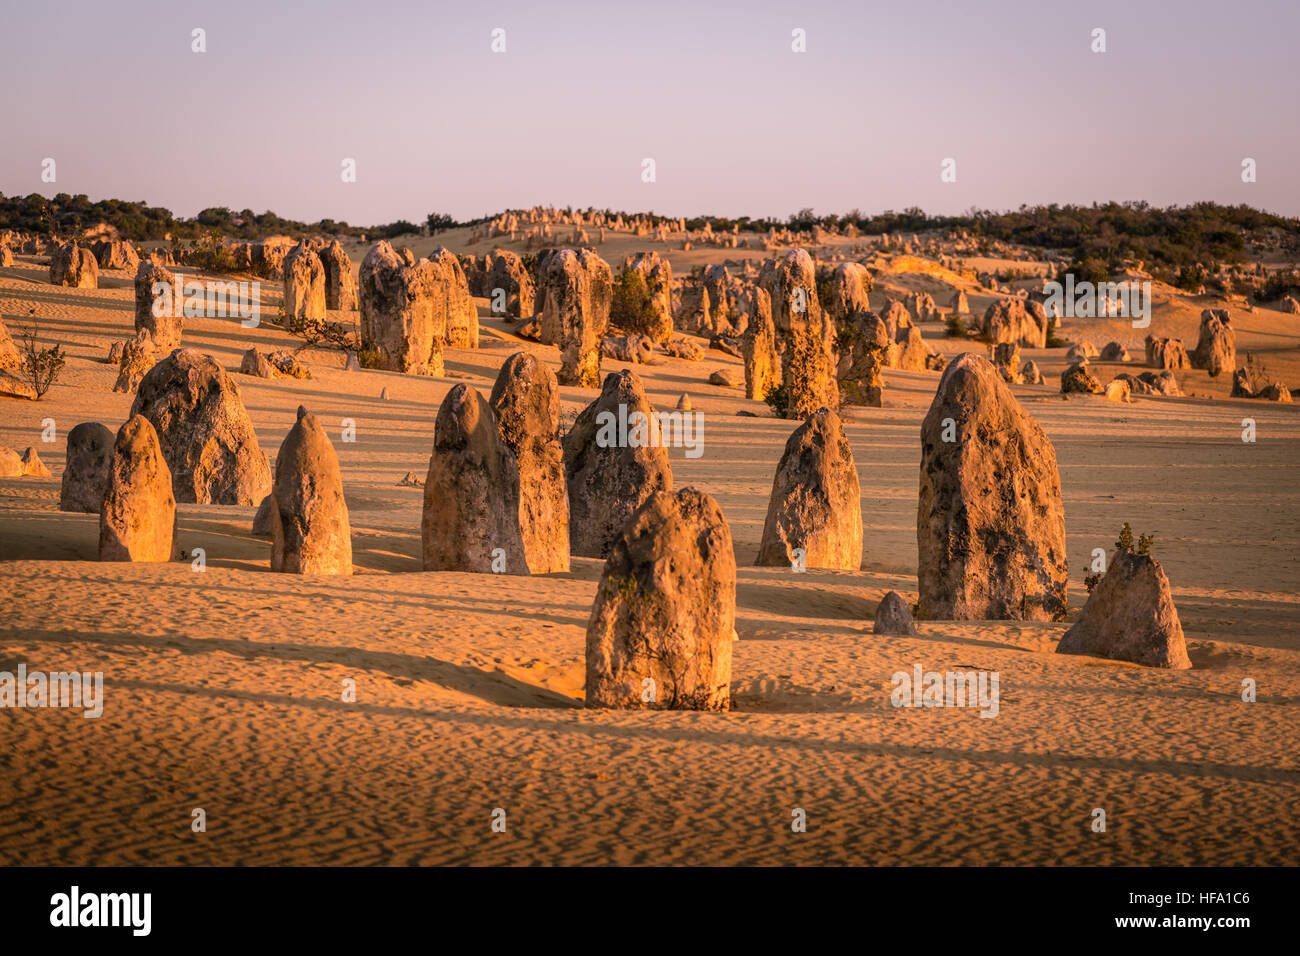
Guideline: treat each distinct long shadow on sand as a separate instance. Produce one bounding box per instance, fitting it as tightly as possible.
[69,674,1300,787]
[1,628,579,709]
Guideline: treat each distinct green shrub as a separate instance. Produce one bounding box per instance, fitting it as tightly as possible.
[1174,262,1206,292]
[1045,318,1068,349]
[815,265,836,313]
[762,382,792,418]
[609,268,660,336]
[520,253,539,288]
[1086,523,1156,593]
[1257,268,1300,302]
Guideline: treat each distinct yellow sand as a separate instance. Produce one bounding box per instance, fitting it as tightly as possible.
[1,236,1297,865]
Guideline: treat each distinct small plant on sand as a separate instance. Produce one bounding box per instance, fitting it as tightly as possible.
[19,325,66,399]
[1045,317,1068,349]
[944,312,967,338]
[285,314,361,351]
[762,381,793,418]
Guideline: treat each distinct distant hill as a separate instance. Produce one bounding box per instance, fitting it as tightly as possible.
[3,193,1296,288]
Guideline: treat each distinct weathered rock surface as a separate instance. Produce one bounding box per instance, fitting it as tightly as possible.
[421,384,528,573]
[826,262,873,322]
[319,240,358,311]
[585,487,736,711]
[1100,341,1131,362]
[1116,369,1182,396]
[98,415,177,562]
[756,407,861,569]
[426,247,479,349]
[358,241,446,375]
[1019,359,1045,385]
[91,238,139,269]
[1104,377,1133,403]
[623,252,674,342]
[489,352,570,574]
[538,249,612,386]
[283,242,327,323]
[894,325,932,371]
[0,447,21,476]
[741,286,778,400]
[50,241,98,288]
[562,369,673,558]
[981,298,1046,349]
[485,250,534,319]
[1061,360,1103,394]
[1145,335,1190,370]
[991,342,1023,384]
[112,330,156,394]
[1190,308,1235,377]
[270,406,352,574]
[602,334,654,364]
[252,494,273,537]
[130,348,272,505]
[758,249,837,418]
[60,422,115,512]
[0,318,20,370]
[918,353,1068,621]
[19,447,50,477]
[134,259,181,350]
[874,590,918,635]
[239,348,311,380]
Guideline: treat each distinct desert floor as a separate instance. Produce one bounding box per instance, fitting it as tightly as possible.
[1,236,1298,865]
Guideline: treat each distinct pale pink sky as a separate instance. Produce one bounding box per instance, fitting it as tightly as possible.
[2,0,1297,225]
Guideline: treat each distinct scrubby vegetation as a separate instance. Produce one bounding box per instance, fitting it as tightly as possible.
[609,269,660,336]
[0,192,462,243]
[6,193,1295,291]
[1045,318,1068,349]
[762,382,794,418]
[1258,268,1300,302]
[1084,523,1155,593]
[19,325,66,400]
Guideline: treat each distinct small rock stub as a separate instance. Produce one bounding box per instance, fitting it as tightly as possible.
[1057,549,1191,668]
[874,590,918,636]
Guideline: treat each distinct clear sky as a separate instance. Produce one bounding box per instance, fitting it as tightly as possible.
[2,0,1296,225]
